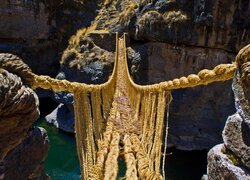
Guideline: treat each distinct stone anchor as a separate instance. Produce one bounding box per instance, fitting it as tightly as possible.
[206,45,250,180]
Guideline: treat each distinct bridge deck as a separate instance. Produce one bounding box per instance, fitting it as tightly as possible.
[0,33,238,180]
[107,38,141,136]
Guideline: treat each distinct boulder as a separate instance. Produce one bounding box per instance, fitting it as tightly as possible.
[3,127,50,180]
[45,103,75,133]
[0,53,49,179]
[0,68,39,160]
[207,144,250,180]
[223,113,250,169]
[207,44,250,179]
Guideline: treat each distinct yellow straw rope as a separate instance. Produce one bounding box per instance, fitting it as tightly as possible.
[0,33,240,180]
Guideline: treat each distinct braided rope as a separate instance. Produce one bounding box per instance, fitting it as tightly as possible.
[130,134,163,180]
[123,134,138,180]
[29,62,235,94]
[1,34,246,180]
[0,53,34,85]
[103,131,120,180]
[122,34,236,92]
[93,123,113,179]
[0,46,236,94]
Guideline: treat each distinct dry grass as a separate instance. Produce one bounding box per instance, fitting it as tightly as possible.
[139,10,163,24]
[163,10,187,24]
[119,2,138,25]
[68,23,97,47]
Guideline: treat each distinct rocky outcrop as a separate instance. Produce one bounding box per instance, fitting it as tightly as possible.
[61,32,116,84]
[207,144,250,180]
[46,103,75,133]
[223,114,250,169]
[0,53,49,179]
[207,45,250,179]
[3,127,49,180]
[0,0,99,76]
[115,0,250,52]
[88,0,249,150]
[0,67,39,160]
[45,32,116,132]
[89,0,250,52]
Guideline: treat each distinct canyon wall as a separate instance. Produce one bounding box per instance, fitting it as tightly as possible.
[1,0,250,151]
[0,0,98,76]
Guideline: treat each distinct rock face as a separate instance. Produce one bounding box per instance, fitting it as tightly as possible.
[132,42,235,150]
[45,32,116,132]
[223,114,250,169]
[0,0,49,42]
[89,0,249,150]
[0,0,99,76]
[0,68,39,160]
[46,103,75,133]
[3,127,50,180]
[0,54,49,179]
[61,32,116,84]
[207,45,250,179]
[119,0,250,52]
[207,144,250,180]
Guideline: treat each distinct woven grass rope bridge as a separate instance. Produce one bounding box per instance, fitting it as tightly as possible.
[1,33,243,180]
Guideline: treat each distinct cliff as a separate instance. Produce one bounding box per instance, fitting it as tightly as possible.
[49,0,250,150]
[1,0,250,151]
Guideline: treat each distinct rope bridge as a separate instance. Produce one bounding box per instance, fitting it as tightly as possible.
[0,33,238,180]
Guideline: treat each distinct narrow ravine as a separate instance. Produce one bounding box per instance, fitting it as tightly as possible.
[35,119,81,180]
[35,119,207,180]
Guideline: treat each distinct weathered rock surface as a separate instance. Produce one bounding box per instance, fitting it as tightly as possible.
[207,144,250,180]
[223,113,250,169]
[118,0,250,52]
[207,44,250,179]
[132,42,235,150]
[95,0,250,150]
[0,68,39,160]
[45,103,75,133]
[0,0,49,42]
[0,0,99,76]
[61,32,116,84]
[46,32,116,132]
[233,45,250,122]
[0,53,50,179]
[3,127,50,180]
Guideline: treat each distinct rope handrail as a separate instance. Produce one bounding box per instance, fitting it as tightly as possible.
[122,35,236,92]
[1,33,244,180]
[0,34,236,93]
[26,33,120,93]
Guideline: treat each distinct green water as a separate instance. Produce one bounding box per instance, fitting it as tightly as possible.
[35,119,81,180]
[36,119,207,180]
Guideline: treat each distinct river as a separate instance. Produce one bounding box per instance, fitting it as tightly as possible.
[36,119,207,180]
